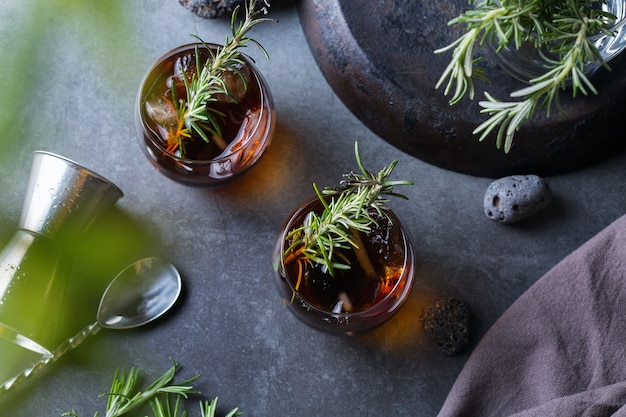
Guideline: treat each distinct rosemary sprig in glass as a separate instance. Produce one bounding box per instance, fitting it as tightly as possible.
[168,0,273,157]
[435,0,617,152]
[281,142,413,288]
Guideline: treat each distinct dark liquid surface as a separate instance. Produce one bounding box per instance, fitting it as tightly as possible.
[284,210,407,313]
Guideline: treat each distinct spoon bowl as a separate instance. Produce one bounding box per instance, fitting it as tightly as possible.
[98,257,181,329]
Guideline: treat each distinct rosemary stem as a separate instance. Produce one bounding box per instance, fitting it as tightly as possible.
[351,229,377,279]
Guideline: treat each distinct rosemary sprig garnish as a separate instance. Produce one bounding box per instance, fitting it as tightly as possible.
[63,359,239,417]
[282,142,413,282]
[168,0,273,157]
[435,0,617,152]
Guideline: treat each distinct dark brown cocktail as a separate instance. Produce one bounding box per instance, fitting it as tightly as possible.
[273,196,415,335]
[135,43,274,186]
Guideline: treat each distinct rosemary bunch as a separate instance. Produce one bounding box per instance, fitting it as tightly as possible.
[169,0,273,157]
[150,396,239,417]
[435,0,617,152]
[63,360,239,417]
[281,142,413,282]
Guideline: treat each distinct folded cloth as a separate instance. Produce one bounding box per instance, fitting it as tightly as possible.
[438,214,626,417]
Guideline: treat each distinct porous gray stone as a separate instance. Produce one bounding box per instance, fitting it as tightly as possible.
[422,297,470,356]
[484,174,552,224]
[179,0,244,19]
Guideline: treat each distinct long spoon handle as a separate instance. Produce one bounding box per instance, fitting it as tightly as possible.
[0,322,102,396]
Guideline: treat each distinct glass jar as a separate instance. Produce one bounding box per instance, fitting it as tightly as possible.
[135,42,275,187]
[494,0,626,83]
[273,196,416,335]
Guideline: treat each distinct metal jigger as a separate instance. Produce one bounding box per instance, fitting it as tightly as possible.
[20,151,124,239]
[0,151,123,387]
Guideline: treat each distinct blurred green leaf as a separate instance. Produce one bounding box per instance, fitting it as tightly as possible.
[0,0,135,164]
[0,0,153,388]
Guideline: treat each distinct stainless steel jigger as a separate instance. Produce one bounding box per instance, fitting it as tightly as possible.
[20,150,124,239]
[0,151,123,389]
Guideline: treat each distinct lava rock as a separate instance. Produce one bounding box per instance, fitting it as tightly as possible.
[179,0,245,19]
[422,297,470,356]
[484,174,552,224]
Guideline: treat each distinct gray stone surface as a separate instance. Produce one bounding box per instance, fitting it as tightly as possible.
[484,175,553,223]
[0,1,626,416]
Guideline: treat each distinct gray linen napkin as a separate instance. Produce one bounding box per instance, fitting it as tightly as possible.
[438,214,626,417]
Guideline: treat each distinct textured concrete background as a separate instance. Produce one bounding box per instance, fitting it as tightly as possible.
[0,1,625,416]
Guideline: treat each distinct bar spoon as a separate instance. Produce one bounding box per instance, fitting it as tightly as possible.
[0,256,182,395]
